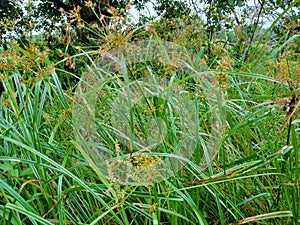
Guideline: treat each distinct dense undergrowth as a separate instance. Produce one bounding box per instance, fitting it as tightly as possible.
[0,3,299,225]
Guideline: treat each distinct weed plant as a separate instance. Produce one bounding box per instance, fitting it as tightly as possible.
[0,5,299,225]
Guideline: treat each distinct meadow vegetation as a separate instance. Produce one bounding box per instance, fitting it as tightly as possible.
[0,0,299,224]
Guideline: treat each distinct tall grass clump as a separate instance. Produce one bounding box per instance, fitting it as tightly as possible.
[0,3,299,225]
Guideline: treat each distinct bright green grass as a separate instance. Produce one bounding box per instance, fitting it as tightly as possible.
[0,36,299,225]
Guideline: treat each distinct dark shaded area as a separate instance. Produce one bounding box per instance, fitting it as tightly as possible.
[0,81,3,96]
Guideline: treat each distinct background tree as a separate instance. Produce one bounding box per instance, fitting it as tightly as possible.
[0,0,298,58]
[0,0,116,46]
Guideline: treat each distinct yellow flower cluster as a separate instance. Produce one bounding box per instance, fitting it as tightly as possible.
[268,51,300,90]
[106,141,163,185]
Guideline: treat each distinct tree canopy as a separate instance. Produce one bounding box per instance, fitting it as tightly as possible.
[0,0,299,48]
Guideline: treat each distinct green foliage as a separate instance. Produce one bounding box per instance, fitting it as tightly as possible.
[0,0,299,224]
